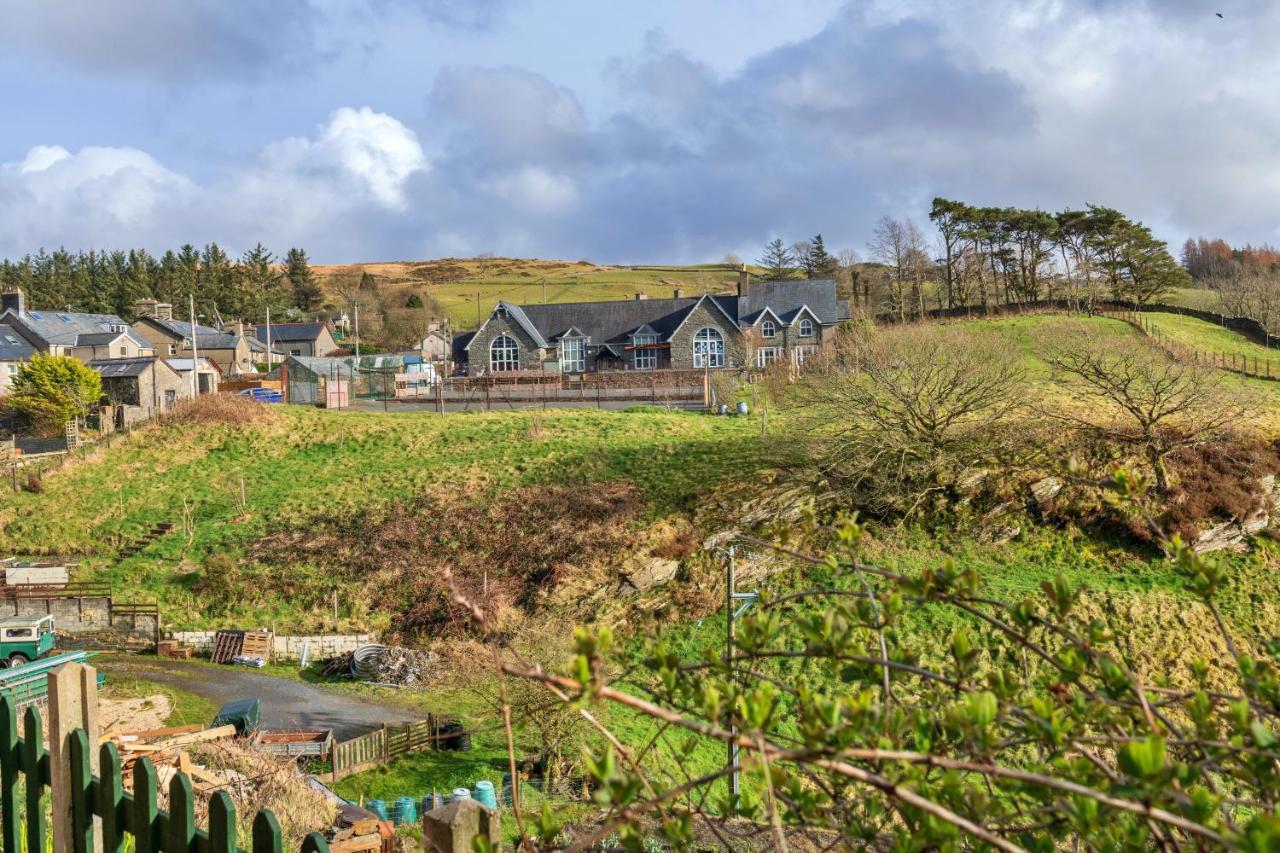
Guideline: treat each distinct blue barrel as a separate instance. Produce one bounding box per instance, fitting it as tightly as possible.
[473,780,497,809]
[366,799,388,820]
[391,797,417,825]
[736,401,749,416]
[451,787,471,802]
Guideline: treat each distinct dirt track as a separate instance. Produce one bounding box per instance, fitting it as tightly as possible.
[100,656,421,740]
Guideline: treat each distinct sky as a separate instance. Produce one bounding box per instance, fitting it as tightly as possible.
[1,0,1277,265]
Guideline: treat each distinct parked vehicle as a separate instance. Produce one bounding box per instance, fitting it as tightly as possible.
[239,388,283,404]
[0,615,55,666]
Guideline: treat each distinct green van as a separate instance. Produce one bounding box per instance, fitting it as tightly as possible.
[0,616,55,666]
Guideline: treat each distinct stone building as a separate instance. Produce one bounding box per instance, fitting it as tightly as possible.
[454,270,847,375]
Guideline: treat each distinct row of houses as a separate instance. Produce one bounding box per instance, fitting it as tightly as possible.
[0,290,343,427]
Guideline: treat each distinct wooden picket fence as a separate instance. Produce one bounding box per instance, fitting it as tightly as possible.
[330,717,445,782]
[0,662,332,853]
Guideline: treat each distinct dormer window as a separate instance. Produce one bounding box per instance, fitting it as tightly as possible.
[798,318,814,337]
[110,323,128,334]
[560,337,585,373]
[761,320,776,339]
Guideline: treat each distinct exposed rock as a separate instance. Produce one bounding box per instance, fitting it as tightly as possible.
[1030,476,1064,506]
[1193,475,1280,554]
[617,558,679,593]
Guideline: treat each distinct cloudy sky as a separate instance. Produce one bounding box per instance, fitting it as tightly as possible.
[0,0,1275,264]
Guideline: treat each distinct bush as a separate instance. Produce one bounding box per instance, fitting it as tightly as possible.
[5,353,101,435]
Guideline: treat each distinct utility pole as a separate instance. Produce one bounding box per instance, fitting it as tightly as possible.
[188,295,199,398]
[354,303,361,361]
[476,292,481,327]
[724,545,758,815]
[265,305,272,368]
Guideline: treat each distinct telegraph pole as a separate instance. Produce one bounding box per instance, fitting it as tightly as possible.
[724,545,758,815]
[188,295,199,398]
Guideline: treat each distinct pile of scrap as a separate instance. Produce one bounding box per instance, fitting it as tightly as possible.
[107,723,238,779]
[326,804,393,853]
[211,629,273,666]
[346,644,440,686]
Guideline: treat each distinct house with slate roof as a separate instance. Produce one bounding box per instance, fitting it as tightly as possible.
[0,324,36,395]
[131,300,256,376]
[90,357,188,429]
[0,290,155,364]
[454,270,848,376]
[252,322,338,358]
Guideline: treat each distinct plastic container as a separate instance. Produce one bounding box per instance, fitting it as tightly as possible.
[391,797,417,825]
[451,787,471,802]
[473,780,497,809]
[736,401,749,416]
[211,698,261,736]
[366,799,388,820]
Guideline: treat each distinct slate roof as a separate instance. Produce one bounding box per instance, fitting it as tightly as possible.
[164,357,221,374]
[470,280,845,350]
[4,309,152,350]
[254,322,328,344]
[139,317,242,350]
[0,325,35,362]
[89,357,155,379]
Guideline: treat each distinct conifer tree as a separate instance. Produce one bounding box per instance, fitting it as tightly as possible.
[284,247,323,311]
[758,238,794,280]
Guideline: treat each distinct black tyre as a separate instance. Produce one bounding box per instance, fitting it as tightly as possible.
[8,653,29,667]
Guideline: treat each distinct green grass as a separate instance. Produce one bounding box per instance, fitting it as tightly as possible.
[1163,286,1224,311]
[1142,312,1280,365]
[0,407,772,630]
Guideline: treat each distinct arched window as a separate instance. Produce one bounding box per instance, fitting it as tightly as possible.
[798,318,814,337]
[692,327,724,368]
[489,334,519,372]
[761,320,776,338]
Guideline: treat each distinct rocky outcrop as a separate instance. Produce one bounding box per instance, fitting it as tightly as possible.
[1193,475,1280,554]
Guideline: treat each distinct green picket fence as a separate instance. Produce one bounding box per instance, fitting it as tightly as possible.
[0,696,332,853]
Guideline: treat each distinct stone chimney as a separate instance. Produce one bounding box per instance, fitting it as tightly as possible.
[737,265,749,297]
[0,289,25,316]
[673,288,683,299]
[134,298,157,318]
[154,302,173,321]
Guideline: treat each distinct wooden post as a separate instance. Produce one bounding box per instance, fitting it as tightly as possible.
[48,662,101,853]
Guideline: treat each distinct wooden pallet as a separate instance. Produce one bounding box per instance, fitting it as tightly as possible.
[210,630,244,664]
[240,631,273,662]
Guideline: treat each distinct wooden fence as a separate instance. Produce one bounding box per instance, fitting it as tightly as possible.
[330,716,445,782]
[1106,309,1280,382]
[1,662,331,853]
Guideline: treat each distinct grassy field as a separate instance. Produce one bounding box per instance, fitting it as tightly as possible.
[1142,311,1279,364]
[0,407,772,630]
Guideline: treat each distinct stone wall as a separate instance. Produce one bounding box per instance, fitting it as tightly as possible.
[166,631,378,661]
[0,596,159,647]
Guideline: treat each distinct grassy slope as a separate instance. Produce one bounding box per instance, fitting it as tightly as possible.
[1143,311,1279,363]
[0,407,771,630]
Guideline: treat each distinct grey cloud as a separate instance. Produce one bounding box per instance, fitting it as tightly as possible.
[0,0,318,79]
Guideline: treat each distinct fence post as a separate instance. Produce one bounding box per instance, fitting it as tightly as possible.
[49,662,101,853]
[0,696,18,853]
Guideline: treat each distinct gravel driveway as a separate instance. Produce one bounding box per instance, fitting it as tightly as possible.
[99,656,422,740]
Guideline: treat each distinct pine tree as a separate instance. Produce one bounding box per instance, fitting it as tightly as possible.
[758,238,794,280]
[806,234,837,279]
[284,248,323,312]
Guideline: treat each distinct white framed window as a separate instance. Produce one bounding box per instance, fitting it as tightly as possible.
[761,320,776,338]
[633,334,658,370]
[798,318,815,337]
[692,327,724,368]
[168,344,177,355]
[290,348,302,357]
[757,347,782,368]
[792,345,819,365]
[490,334,519,372]
[118,347,127,357]
[6,365,16,376]
[560,337,585,373]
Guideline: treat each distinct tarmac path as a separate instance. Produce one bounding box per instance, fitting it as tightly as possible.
[98,656,421,740]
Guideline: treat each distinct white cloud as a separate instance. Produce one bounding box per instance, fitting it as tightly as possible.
[260,107,428,208]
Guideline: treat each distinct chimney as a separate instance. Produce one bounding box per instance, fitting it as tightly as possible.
[134,298,156,318]
[1,289,25,316]
[635,292,648,301]
[236,320,245,339]
[154,302,173,321]
[673,288,683,299]
[737,265,749,297]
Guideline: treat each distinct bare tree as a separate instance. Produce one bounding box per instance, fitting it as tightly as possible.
[722,252,742,267]
[868,217,909,321]
[1044,328,1245,490]
[799,323,1027,518]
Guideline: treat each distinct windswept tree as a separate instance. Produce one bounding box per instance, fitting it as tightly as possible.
[930,197,968,309]
[758,239,795,280]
